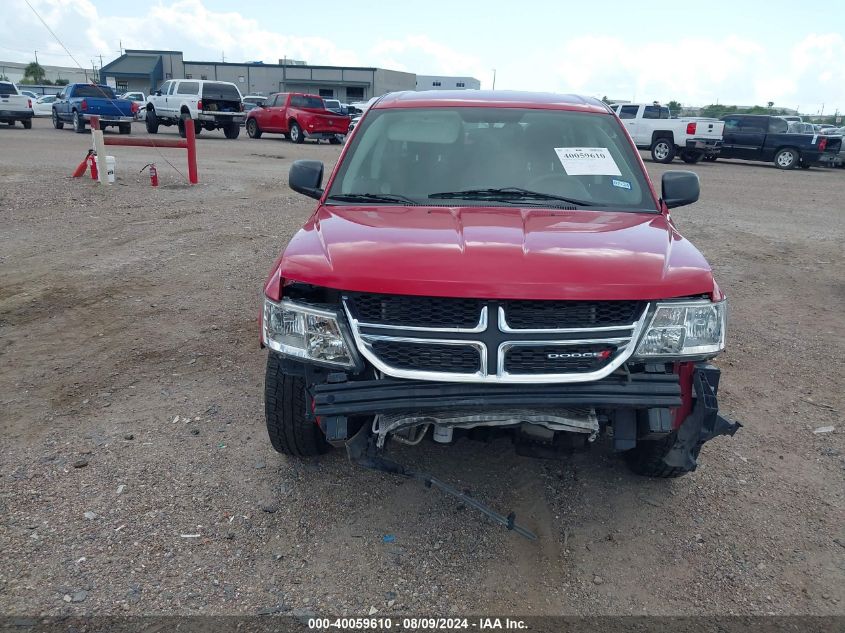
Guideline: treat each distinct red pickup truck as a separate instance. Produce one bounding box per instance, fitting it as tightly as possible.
[260,90,740,535]
[246,92,350,144]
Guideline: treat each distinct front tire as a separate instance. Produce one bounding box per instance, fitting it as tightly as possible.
[626,433,695,478]
[650,137,675,163]
[73,111,86,134]
[289,121,304,144]
[264,354,331,456]
[246,118,262,138]
[22,119,32,129]
[145,109,159,133]
[52,110,64,129]
[774,148,798,170]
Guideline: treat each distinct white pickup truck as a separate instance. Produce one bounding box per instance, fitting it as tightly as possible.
[145,79,244,139]
[0,82,34,129]
[613,103,724,164]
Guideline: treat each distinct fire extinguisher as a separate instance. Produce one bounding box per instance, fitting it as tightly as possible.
[141,163,159,187]
[88,152,99,181]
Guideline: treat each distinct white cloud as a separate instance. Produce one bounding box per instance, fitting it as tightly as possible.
[2,0,842,113]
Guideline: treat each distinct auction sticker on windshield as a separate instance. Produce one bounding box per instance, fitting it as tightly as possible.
[554,147,621,176]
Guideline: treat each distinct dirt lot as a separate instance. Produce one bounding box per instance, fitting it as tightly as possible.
[1,118,843,617]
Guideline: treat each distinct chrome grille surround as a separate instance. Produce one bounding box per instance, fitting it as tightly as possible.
[343,297,650,384]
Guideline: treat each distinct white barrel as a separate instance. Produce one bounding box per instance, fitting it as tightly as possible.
[95,156,116,183]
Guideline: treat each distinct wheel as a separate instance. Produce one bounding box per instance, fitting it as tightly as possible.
[177,115,187,138]
[99,125,107,134]
[625,432,696,478]
[774,148,798,170]
[246,118,262,138]
[329,135,342,145]
[223,122,240,139]
[72,111,86,133]
[680,150,702,164]
[119,123,131,135]
[145,109,159,133]
[6,121,14,126]
[264,353,331,456]
[194,120,202,135]
[52,110,64,129]
[650,137,675,163]
[289,121,304,144]
[799,162,811,170]
[22,119,32,129]
[702,155,717,162]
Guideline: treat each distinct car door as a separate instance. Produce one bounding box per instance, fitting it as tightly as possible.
[732,116,767,160]
[54,88,69,120]
[617,105,642,144]
[270,93,289,131]
[153,81,170,116]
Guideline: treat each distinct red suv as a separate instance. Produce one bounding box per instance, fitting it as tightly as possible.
[260,91,739,529]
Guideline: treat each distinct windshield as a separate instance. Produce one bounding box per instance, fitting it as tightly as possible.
[327,107,656,211]
[74,85,116,98]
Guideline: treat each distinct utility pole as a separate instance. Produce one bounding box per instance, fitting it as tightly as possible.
[34,50,38,64]
[221,51,225,63]
[491,68,496,90]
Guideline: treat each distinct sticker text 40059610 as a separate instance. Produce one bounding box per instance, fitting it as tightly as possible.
[554,147,622,176]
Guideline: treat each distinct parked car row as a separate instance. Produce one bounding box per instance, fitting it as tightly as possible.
[610,102,843,170]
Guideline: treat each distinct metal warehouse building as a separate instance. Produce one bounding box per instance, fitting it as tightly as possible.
[101,50,477,101]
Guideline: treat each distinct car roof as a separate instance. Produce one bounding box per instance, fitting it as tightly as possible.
[373,90,610,113]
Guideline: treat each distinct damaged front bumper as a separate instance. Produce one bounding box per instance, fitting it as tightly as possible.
[664,364,741,471]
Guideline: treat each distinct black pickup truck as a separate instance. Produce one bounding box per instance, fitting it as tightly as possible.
[718,114,841,169]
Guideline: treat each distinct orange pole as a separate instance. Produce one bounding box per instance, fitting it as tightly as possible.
[184,117,198,184]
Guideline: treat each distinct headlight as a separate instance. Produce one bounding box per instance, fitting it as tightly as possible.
[635,299,726,358]
[262,298,357,368]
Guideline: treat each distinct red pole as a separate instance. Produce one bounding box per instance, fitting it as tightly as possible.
[90,114,100,130]
[184,117,198,184]
[104,137,187,148]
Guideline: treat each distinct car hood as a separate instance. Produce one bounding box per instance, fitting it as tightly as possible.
[278,205,715,300]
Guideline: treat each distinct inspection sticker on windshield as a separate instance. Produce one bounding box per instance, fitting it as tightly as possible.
[612,179,632,190]
[554,147,621,176]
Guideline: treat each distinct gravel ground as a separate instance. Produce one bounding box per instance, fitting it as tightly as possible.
[1,118,843,617]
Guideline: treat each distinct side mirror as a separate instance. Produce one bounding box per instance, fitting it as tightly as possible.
[289,160,324,200]
[154,90,162,96]
[661,171,700,209]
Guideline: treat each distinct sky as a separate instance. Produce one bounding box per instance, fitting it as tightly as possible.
[3,0,844,114]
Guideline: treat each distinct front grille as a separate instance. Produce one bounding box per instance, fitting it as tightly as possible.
[504,345,617,375]
[344,293,648,383]
[502,300,644,329]
[370,340,480,373]
[348,293,480,328]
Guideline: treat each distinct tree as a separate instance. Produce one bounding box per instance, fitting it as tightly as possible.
[0,74,9,81]
[667,100,682,114]
[24,61,46,83]
[601,95,611,104]
[767,101,774,110]
[54,78,69,86]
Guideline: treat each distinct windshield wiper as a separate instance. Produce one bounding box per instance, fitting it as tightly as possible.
[428,187,593,206]
[326,193,419,205]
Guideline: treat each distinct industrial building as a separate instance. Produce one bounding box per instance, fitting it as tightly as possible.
[100,50,478,101]
[416,75,481,91]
